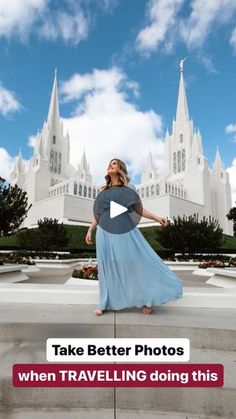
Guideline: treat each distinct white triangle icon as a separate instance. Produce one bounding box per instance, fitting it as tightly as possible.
[110,201,128,219]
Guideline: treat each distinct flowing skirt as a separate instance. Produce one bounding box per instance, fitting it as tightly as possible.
[96,225,183,310]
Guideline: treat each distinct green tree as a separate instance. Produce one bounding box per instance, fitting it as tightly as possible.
[226,207,236,237]
[0,177,31,236]
[157,214,224,255]
[18,217,69,251]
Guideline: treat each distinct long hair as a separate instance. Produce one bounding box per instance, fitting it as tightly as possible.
[101,158,130,191]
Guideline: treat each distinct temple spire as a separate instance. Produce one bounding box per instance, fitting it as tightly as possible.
[176,58,189,122]
[80,148,90,172]
[213,147,224,173]
[47,69,60,127]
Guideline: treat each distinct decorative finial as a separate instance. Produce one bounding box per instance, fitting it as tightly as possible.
[179,57,187,73]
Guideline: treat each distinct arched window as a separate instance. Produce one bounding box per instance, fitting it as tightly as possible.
[150,173,152,179]
[171,184,174,194]
[146,187,149,198]
[173,152,177,173]
[177,150,181,172]
[79,184,82,196]
[93,188,96,199]
[84,186,87,197]
[66,184,69,193]
[74,182,78,195]
[88,187,92,198]
[151,185,154,196]
[156,184,160,195]
[182,149,186,171]
[141,188,144,198]
[165,182,167,193]
[180,133,183,143]
[58,153,62,174]
[53,135,56,144]
[50,150,53,172]
[54,151,58,173]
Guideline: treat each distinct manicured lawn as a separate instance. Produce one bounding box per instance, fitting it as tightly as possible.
[0,225,236,251]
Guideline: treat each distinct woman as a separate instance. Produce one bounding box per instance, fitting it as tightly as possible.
[86,158,183,316]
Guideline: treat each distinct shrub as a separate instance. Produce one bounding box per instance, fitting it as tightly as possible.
[17,218,69,251]
[157,214,224,255]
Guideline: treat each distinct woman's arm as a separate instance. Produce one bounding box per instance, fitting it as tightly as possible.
[133,204,168,227]
[85,217,98,245]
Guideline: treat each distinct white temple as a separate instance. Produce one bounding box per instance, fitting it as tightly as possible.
[10,65,233,235]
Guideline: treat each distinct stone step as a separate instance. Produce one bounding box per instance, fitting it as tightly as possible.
[0,284,236,308]
[0,321,235,351]
[0,304,235,418]
[0,304,235,351]
[0,408,226,419]
[0,348,235,417]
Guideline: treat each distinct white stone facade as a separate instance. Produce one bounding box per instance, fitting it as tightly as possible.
[10,67,233,235]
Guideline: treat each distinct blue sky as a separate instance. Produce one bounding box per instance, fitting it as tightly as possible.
[0,0,236,200]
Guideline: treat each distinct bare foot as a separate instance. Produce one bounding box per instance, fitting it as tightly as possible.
[142,306,153,315]
[94,308,104,316]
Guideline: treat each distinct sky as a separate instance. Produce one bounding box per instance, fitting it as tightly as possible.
[0,0,236,203]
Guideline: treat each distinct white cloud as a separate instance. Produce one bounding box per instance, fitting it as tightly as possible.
[0,84,21,116]
[136,0,184,53]
[0,0,47,41]
[0,0,90,45]
[227,158,236,206]
[61,68,164,185]
[27,135,37,148]
[39,6,89,45]
[136,0,236,57]
[230,27,236,52]
[0,148,15,180]
[180,0,236,49]
[225,123,236,134]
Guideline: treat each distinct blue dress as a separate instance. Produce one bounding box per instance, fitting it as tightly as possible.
[95,184,183,311]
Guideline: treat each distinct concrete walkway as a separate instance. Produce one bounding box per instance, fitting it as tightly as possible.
[0,302,235,419]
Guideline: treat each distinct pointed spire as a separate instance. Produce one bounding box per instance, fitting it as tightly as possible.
[79,148,90,172]
[213,147,224,172]
[47,69,60,128]
[176,59,190,122]
[146,150,157,171]
[16,147,25,173]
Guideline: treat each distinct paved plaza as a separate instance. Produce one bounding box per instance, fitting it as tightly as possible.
[0,269,235,418]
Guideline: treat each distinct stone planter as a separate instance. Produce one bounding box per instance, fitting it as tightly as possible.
[34,258,81,276]
[65,277,98,286]
[0,264,29,283]
[165,261,199,271]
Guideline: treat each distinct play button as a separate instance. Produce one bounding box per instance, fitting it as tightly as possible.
[93,185,143,234]
[110,201,127,219]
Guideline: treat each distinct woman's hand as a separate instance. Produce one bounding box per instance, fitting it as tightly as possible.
[157,217,168,227]
[85,229,93,245]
